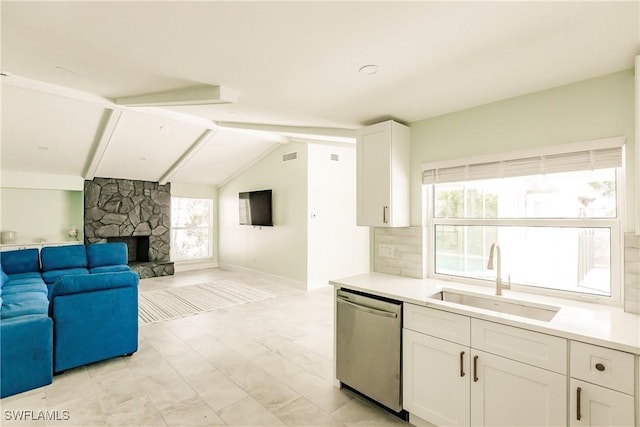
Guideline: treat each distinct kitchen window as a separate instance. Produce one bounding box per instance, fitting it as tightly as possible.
[171,197,213,262]
[423,138,624,301]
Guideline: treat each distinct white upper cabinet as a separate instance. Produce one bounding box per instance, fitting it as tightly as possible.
[356,120,410,227]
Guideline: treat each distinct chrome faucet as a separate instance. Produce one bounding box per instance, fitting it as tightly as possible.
[487,243,509,296]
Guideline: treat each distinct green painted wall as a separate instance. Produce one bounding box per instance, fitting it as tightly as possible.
[409,69,635,231]
[1,188,84,243]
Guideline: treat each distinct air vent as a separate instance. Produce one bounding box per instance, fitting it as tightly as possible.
[331,153,340,161]
[282,152,298,162]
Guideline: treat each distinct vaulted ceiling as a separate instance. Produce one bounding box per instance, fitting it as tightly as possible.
[1,1,638,186]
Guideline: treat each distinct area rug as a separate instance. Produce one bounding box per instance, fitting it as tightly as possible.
[138,280,274,324]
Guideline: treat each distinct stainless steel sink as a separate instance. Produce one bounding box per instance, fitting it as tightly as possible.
[429,289,560,322]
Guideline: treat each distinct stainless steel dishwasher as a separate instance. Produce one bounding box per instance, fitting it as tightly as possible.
[336,288,403,413]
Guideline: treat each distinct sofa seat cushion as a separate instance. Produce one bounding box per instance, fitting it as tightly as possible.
[0,249,40,275]
[42,268,89,285]
[7,272,43,281]
[89,265,131,274]
[41,245,87,272]
[87,243,129,268]
[3,276,47,290]
[1,293,49,319]
[1,283,48,296]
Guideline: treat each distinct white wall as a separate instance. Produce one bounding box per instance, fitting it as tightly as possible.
[307,143,369,288]
[171,182,217,199]
[218,142,309,285]
[410,69,636,231]
[1,187,83,243]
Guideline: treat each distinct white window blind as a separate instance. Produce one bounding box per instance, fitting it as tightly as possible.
[422,142,623,185]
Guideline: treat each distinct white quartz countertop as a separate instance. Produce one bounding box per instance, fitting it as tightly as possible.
[330,273,640,355]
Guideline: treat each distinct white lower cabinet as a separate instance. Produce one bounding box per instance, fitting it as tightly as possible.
[569,379,634,427]
[569,341,636,427]
[403,304,568,427]
[403,329,470,426]
[471,350,566,427]
[0,241,79,252]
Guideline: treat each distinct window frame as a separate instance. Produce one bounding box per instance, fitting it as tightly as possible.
[423,139,625,305]
[170,197,214,263]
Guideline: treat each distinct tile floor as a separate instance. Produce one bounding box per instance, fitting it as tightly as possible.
[0,268,409,427]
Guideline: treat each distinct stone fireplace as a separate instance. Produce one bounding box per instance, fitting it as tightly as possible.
[84,178,174,278]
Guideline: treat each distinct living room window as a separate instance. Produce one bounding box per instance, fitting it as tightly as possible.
[423,138,624,302]
[171,197,213,262]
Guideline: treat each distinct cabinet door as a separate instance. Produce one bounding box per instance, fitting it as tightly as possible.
[403,329,470,427]
[357,122,391,227]
[471,350,566,427]
[569,379,634,427]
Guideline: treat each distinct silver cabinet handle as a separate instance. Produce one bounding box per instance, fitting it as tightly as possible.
[337,297,398,318]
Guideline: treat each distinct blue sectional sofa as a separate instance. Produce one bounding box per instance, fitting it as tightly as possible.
[0,243,139,398]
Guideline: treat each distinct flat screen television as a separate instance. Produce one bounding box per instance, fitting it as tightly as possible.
[239,189,273,226]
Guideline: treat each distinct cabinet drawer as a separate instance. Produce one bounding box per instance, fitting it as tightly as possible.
[570,341,634,395]
[471,319,567,374]
[404,303,470,345]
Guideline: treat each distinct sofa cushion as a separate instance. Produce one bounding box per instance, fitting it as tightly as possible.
[1,292,49,319]
[41,245,87,272]
[7,272,43,281]
[42,268,89,285]
[1,283,48,296]
[0,249,40,275]
[50,271,139,299]
[89,265,131,274]
[3,277,47,288]
[2,277,49,295]
[86,243,128,268]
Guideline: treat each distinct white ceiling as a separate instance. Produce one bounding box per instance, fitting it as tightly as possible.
[1,1,638,186]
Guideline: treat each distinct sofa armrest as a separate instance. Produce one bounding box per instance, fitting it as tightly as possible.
[49,271,139,299]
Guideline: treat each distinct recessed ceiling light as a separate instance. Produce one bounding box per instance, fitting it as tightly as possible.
[37,146,49,151]
[359,65,379,75]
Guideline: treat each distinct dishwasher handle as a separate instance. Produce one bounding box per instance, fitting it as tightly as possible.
[337,296,398,318]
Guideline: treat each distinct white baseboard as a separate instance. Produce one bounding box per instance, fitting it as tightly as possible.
[218,262,307,290]
[307,280,331,290]
[174,259,218,273]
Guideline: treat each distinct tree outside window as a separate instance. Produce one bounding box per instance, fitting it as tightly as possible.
[171,197,212,262]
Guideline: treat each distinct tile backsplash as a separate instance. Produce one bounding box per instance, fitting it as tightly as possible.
[624,233,640,314]
[373,227,426,279]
